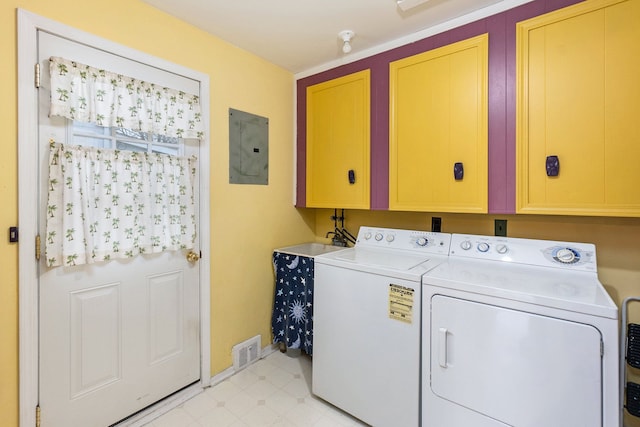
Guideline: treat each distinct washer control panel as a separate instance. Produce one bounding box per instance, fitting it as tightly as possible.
[450,234,597,271]
[357,226,451,255]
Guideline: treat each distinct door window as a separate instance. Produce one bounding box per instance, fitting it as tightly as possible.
[72,121,182,156]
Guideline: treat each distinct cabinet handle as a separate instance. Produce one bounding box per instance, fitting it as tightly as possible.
[453,162,464,180]
[546,155,559,177]
[348,169,356,184]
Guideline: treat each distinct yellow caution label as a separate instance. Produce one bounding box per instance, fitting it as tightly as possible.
[389,284,414,324]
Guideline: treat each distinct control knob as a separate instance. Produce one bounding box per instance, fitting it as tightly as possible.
[496,244,508,254]
[460,240,472,250]
[375,233,384,241]
[477,242,490,253]
[386,234,395,242]
[555,248,577,264]
[416,237,428,247]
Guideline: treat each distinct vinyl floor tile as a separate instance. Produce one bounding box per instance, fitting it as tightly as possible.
[145,350,368,427]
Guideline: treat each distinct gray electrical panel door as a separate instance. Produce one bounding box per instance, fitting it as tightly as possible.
[229,108,269,185]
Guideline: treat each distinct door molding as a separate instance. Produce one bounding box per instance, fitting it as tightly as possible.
[17,9,211,426]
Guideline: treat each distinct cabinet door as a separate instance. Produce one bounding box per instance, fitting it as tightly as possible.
[306,70,370,208]
[517,0,640,217]
[389,34,488,213]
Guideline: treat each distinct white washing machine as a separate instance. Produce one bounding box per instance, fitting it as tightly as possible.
[313,226,452,427]
[422,234,619,427]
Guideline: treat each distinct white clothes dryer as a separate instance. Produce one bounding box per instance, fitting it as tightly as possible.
[422,234,619,427]
[313,227,451,427]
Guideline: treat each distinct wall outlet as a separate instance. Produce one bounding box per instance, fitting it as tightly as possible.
[431,217,442,232]
[495,219,507,237]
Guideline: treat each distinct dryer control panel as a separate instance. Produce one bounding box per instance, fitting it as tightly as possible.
[356,226,451,255]
[449,234,597,272]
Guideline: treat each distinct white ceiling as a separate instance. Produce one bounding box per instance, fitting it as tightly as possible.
[142,0,532,77]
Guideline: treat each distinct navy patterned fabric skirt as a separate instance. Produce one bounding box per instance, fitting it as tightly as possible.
[271,251,314,355]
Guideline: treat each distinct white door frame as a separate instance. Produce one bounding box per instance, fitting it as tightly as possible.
[17,9,211,427]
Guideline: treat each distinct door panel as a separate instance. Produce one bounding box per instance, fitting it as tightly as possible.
[69,283,121,398]
[431,295,602,427]
[38,31,201,427]
[149,271,185,363]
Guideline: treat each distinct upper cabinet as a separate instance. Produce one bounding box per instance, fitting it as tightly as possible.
[517,0,640,217]
[305,70,371,209]
[389,34,489,213]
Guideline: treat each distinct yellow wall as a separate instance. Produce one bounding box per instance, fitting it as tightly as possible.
[1,0,316,423]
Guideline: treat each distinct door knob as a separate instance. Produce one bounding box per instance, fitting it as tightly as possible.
[186,250,200,263]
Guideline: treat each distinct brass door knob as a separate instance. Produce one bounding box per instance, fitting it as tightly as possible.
[186,250,200,263]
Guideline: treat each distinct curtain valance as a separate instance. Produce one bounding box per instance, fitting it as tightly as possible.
[49,56,204,139]
[45,142,197,267]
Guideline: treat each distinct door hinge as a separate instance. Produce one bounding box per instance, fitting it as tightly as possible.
[35,234,41,261]
[35,405,41,427]
[35,63,41,89]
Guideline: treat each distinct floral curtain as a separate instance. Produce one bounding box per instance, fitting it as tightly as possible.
[49,56,204,140]
[45,142,197,267]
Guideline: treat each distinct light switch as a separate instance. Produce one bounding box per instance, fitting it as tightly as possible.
[9,226,18,243]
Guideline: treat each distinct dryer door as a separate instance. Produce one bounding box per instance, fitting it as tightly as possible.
[430,295,602,427]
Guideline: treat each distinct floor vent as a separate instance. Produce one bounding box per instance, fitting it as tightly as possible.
[232,335,261,371]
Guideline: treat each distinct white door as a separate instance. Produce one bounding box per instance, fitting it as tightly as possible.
[430,295,602,427]
[37,31,201,427]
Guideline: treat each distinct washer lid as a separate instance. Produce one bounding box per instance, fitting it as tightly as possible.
[316,247,445,281]
[424,258,617,319]
[335,247,429,269]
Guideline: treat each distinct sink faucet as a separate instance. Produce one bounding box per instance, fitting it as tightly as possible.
[325,231,347,247]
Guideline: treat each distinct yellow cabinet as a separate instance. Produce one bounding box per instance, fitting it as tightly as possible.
[306,70,370,208]
[517,0,640,217]
[389,34,488,213]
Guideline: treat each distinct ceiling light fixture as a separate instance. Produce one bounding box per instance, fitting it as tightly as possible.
[396,0,431,12]
[339,30,355,54]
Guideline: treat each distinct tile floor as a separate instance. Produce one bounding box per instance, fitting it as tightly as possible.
[144,350,368,427]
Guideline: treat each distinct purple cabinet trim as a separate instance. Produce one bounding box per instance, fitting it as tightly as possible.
[296,83,307,206]
[487,12,509,213]
[296,0,584,212]
[370,59,389,209]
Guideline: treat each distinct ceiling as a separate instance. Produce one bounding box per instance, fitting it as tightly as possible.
[142,0,532,76]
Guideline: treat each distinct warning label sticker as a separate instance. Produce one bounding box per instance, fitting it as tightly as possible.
[389,284,414,324]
